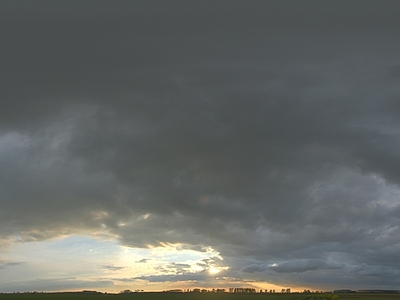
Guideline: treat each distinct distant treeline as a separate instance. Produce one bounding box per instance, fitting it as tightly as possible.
[1,290,400,300]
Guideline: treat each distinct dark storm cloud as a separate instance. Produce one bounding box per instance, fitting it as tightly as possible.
[269,259,343,274]
[241,264,268,273]
[2,0,400,290]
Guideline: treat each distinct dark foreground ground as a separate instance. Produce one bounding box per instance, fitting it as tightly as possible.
[0,292,399,300]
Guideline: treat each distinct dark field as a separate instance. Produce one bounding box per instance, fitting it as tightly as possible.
[336,294,400,300]
[0,293,399,300]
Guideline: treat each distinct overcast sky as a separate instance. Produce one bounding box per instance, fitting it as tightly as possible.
[1,0,400,293]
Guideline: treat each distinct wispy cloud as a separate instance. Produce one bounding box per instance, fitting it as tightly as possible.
[99,265,125,271]
[0,260,24,269]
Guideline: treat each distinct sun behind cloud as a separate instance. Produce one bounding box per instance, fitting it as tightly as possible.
[208,266,221,275]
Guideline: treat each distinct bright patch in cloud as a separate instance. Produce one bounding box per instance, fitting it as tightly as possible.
[208,266,220,275]
[0,235,230,292]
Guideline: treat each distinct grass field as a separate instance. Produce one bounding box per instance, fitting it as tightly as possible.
[335,294,400,300]
[0,292,399,300]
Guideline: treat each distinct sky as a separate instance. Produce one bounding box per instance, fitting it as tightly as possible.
[1,0,400,293]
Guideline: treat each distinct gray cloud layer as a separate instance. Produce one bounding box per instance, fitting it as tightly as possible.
[2,0,400,291]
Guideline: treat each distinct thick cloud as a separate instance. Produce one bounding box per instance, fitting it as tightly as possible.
[241,264,268,274]
[269,260,343,274]
[2,0,400,291]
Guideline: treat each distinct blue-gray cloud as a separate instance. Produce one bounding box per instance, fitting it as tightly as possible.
[269,260,344,274]
[0,277,114,293]
[0,260,24,269]
[133,272,208,283]
[99,265,125,271]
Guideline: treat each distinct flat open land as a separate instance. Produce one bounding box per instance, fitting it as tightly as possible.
[0,293,399,300]
[336,294,400,300]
